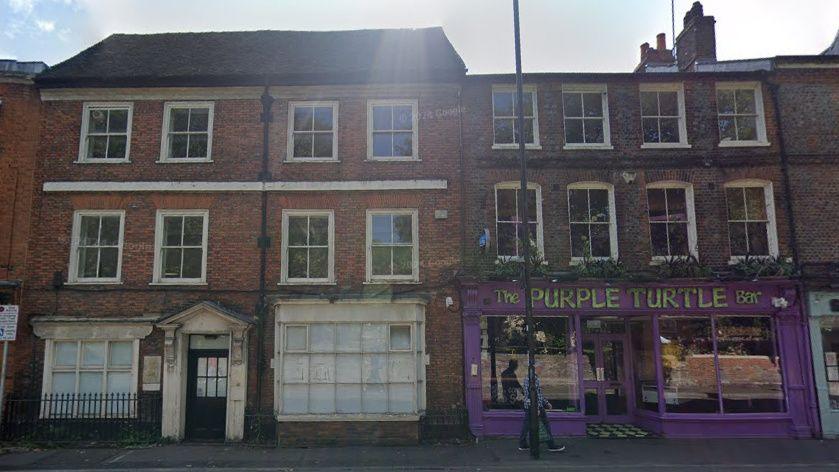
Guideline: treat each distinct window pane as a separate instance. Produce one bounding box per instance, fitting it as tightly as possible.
[163,217,183,246]
[726,188,746,220]
[493,92,513,116]
[312,106,333,131]
[389,353,415,382]
[282,384,308,413]
[569,223,591,258]
[88,136,108,159]
[393,215,412,243]
[494,118,514,144]
[481,316,578,411]
[162,247,182,278]
[181,248,203,278]
[718,117,736,142]
[647,189,667,220]
[371,247,391,276]
[363,354,388,383]
[89,109,108,133]
[372,106,392,130]
[588,189,609,222]
[717,317,784,413]
[286,248,307,279]
[310,354,334,384]
[495,189,517,221]
[736,116,757,141]
[182,216,204,246]
[287,216,308,246]
[217,378,227,398]
[54,341,78,367]
[308,248,329,279]
[640,92,658,117]
[99,216,120,246]
[659,317,719,413]
[293,106,314,131]
[667,188,687,221]
[336,325,361,352]
[392,132,412,156]
[293,134,313,158]
[497,223,517,257]
[362,324,388,352]
[362,384,388,413]
[171,109,189,132]
[392,247,413,275]
[82,342,106,367]
[286,326,307,351]
[310,325,334,353]
[313,133,333,158]
[525,189,538,220]
[372,133,392,157]
[108,109,128,132]
[170,134,189,158]
[562,93,582,117]
[658,91,678,116]
[188,134,208,158]
[520,119,534,144]
[79,216,100,246]
[630,318,659,412]
[309,384,335,413]
[642,118,660,143]
[747,222,770,255]
[583,119,604,143]
[717,90,735,114]
[307,216,329,246]
[522,91,534,116]
[393,106,413,130]
[336,355,361,384]
[564,119,583,143]
[589,224,611,258]
[568,189,588,222]
[107,135,127,159]
[389,384,415,413]
[735,89,756,114]
[650,223,669,257]
[336,384,362,413]
[78,248,98,278]
[659,118,680,143]
[52,372,76,395]
[728,223,748,256]
[98,247,119,278]
[79,372,103,395]
[390,326,411,350]
[371,215,392,244]
[668,223,690,256]
[107,372,131,395]
[109,342,132,367]
[188,108,209,132]
[582,92,603,117]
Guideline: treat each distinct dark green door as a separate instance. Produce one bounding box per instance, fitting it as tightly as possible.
[185,349,228,440]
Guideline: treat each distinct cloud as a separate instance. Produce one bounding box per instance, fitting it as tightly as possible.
[36,19,55,32]
[8,0,36,14]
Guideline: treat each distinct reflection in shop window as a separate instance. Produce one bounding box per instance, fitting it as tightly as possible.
[630,317,658,412]
[659,316,719,413]
[821,318,839,410]
[716,316,784,413]
[481,316,578,412]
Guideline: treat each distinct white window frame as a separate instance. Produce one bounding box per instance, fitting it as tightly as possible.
[639,83,691,149]
[493,182,544,262]
[152,209,209,285]
[561,84,613,150]
[715,82,770,147]
[77,102,133,163]
[286,101,340,162]
[40,338,140,418]
[67,210,125,284]
[646,181,698,262]
[723,179,779,262]
[491,84,541,150]
[567,181,618,263]
[365,209,419,283]
[158,101,215,163]
[280,210,335,285]
[366,99,419,161]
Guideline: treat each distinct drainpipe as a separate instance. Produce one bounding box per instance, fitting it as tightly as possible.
[766,78,801,271]
[255,84,274,413]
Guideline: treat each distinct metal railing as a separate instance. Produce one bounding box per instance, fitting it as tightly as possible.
[1,393,162,443]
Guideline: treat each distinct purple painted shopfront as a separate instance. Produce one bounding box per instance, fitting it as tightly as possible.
[460,279,819,438]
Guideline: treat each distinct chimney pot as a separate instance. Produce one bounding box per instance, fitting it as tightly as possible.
[684,1,705,27]
[656,33,667,50]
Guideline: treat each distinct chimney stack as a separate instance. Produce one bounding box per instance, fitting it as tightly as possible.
[636,33,675,72]
[656,33,667,51]
[675,1,717,71]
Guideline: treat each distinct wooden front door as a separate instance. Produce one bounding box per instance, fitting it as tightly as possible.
[185,349,228,440]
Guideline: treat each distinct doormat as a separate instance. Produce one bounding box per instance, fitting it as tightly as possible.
[586,423,655,439]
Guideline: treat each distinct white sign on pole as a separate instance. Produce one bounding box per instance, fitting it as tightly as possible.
[0,305,19,341]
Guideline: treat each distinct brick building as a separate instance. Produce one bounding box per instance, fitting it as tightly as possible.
[13,28,466,443]
[0,59,46,397]
[457,2,829,439]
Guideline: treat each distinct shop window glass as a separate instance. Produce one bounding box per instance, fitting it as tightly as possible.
[821,317,839,410]
[716,316,785,413]
[480,316,578,412]
[659,316,720,413]
[630,317,659,412]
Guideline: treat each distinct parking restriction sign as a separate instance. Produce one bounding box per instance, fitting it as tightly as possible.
[0,305,19,341]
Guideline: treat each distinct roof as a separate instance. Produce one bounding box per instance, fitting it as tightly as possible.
[36,28,467,87]
[0,60,47,78]
[823,29,839,55]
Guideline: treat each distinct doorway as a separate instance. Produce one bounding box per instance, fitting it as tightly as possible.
[582,317,631,423]
[185,335,229,440]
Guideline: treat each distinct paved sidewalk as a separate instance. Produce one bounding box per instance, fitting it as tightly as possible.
[2,438,839,471]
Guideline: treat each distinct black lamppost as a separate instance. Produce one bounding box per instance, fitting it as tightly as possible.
[512,0,540,460]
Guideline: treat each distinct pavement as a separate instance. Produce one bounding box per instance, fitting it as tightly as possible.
[1,438,839,471]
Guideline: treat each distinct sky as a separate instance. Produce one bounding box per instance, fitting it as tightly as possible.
[1,0,837,73]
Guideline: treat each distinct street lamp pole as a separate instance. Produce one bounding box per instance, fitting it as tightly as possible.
[512,0,540,460]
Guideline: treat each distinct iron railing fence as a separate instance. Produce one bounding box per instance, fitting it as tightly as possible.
[420,408,470,442]
[1,393,162,443]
